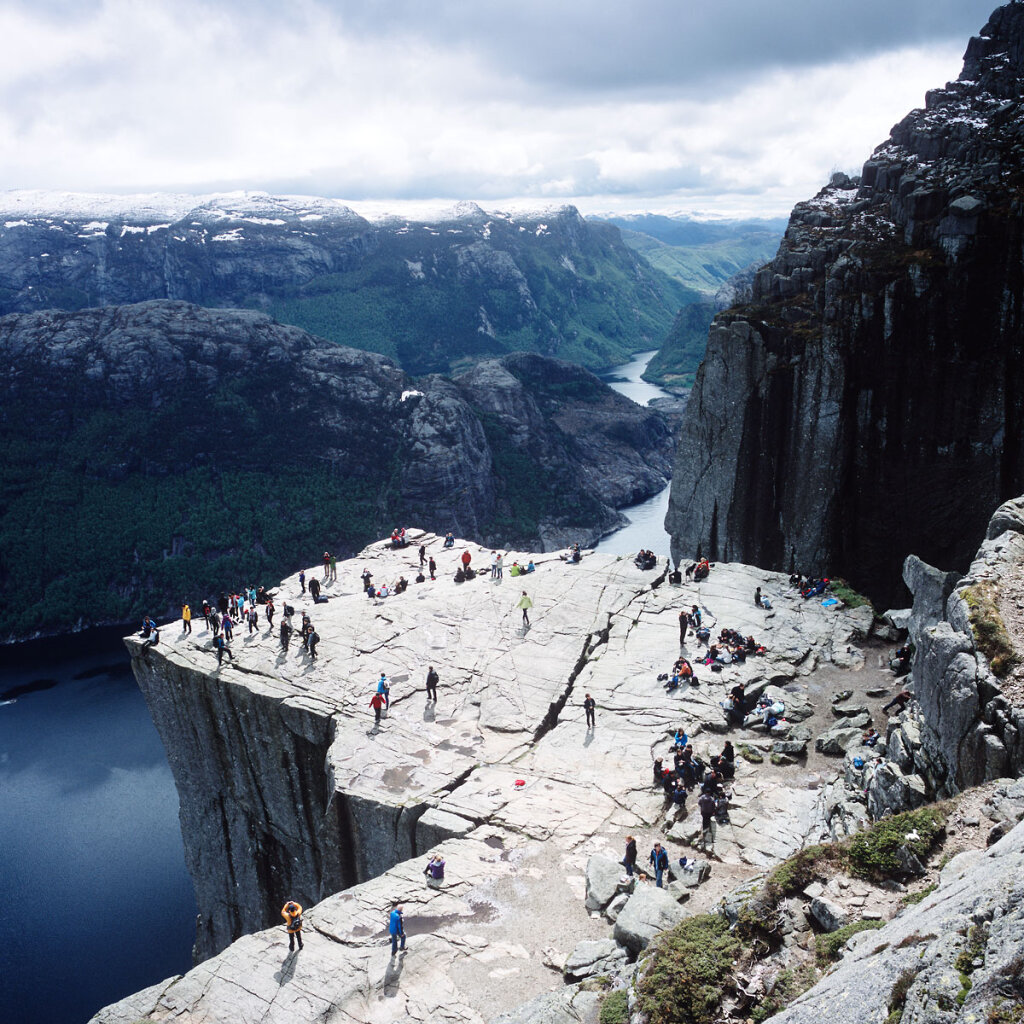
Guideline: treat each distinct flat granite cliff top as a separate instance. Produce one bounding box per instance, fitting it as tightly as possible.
[99,532,894,1024]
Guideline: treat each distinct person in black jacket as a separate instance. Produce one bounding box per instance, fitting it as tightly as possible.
[622,835,637,877]
[425,665,439,702]
[583,693,596,729]
[649,842,669,887]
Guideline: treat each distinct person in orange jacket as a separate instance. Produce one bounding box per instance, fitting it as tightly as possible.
[281,900,303,951]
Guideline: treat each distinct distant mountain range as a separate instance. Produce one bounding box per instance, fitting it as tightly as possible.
[0,192,692,377]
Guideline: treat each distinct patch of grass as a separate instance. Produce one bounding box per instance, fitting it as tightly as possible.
[829,579,874,611]
[739,744,764,764]
[988,999,1024,1024]
[963,582,1019,678]
[815,919,886,965]
[599,989,629,1024]
[898,883,937,908]
[637,913,742,1024]
[887,967,921,1024]
[768,844,847,896]
[955,924,987,976]
[848,806,947,880]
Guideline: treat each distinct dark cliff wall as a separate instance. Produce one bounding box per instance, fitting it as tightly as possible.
[0,301,672,640]
[667,2,1024,606]
[0,196,689,375]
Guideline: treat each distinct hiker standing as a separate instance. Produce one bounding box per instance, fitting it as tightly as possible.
[266,598,275,627]
[698,791,717,852]
[182,602,192,635]
[583,693,596,729]
[299,570,306,594]
[389,904,406,955]
[649,842,669,888]
[308,629,320,659]
[679,609,688,644]
[419,544,426,567]
[322,551,330,580]
[496,553,504,580]
[428,557,437,580]
[518,591,533,626]
[425,665,439,702]
[622,836,637,877]
[281,901,303,951]
[280,619,293,652]
[370,691,386,726]
[214,634,233,665]
[329,553,337,581]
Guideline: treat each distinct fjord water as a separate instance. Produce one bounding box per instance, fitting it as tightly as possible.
[0,627,195,1024]
[596,350,674,557]
[0,348,671,1024]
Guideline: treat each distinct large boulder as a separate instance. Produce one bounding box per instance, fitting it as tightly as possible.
[613,886,688,954]
[815,725,865,756]
[585,855,633,911]
[562,939,628,981]
[809,896,848,933]
[865,762,929,818]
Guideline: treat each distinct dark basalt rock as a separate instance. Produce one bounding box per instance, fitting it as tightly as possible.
[667,2,1024,607]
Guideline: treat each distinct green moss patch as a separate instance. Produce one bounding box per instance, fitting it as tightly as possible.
[963,583,1019,678]
[816,919,885,965]
[599,989,629,1024]
[828,579,874,611]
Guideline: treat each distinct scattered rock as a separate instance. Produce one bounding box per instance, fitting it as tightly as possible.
[585,855,633,911]
[809,896,849,933]
[773,739,808,757]
[832,703,870,719]
[815,726,865,756]
[604,891,630,922]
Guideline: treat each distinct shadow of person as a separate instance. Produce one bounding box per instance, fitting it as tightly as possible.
[583,730,595,748]
[274,949,298,986]
[382,951,406,997]
[423,704,436,723]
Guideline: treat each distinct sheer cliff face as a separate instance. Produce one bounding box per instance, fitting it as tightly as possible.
[0,301,672,640]
[667,2,1024,605]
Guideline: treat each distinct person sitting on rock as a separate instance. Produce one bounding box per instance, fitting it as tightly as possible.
[673,728,688,751]
[443,532,455,548]
[720,741,736,779]
[652,757,665,786]
[526,560,536,573]
[862,727,880,747]
[424,855,445,887]
[394,576,408,594]
[671,778,688,811]
[377,583,390,599]
[694,558,710,581]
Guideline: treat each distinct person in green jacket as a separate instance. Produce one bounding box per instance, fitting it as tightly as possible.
[517,591,533,626]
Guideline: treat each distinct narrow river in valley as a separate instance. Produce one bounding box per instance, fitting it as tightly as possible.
[596,349,678,558]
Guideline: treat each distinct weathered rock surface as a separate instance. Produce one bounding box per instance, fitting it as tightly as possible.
[0,302,673,640]
[93,538,881,1022]
[866,493,1024,811]
[667,2,1024,608]
[808,896,847,933]
[764,815,1024,1024]
[585,856,633,911]
[563,938,628,981]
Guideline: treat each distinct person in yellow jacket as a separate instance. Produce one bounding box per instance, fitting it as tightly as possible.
[517,591,533,626]
[182,602,192,635]
[281,901,303,951]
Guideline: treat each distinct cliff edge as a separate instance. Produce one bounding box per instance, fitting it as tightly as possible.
[667,1,1024,608]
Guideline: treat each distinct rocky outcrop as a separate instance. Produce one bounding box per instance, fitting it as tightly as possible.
[0,194,688,375]
[667,2,1024,608]
[94,537,881,1021]
[874,495,1024,804]
[765,811,1024,1024]
[0,302,672,640]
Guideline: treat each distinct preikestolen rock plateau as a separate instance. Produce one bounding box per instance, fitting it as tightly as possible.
[92,532,892,1022]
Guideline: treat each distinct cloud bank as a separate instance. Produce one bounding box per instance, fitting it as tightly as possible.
[0,0,999,215]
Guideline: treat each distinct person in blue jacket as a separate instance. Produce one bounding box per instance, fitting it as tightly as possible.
[389,904,406,955]
[649,842,669,888]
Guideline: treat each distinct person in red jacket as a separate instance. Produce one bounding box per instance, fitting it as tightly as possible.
[370,691,386,727]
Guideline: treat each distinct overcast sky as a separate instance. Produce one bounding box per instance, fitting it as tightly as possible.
[0,0,1000,217]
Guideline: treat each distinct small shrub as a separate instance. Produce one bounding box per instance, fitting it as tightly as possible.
[954,924,987,975]
[599,989,629,1024]
[829,579,874,610]
[898,883,937,908]
[848,806,947,879]
[888,968,921,1024]
[768,843,848,896]
[963,582,1019,677]
[988,999,1024,1024]
[637,913,743,1024]
[816,919,886,965]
